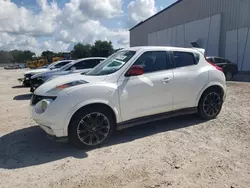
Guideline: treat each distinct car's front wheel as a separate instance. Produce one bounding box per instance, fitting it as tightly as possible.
[198,89,223,120]
[68,105,115,149]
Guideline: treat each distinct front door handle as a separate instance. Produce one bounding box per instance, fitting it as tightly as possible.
[162,77,172,84]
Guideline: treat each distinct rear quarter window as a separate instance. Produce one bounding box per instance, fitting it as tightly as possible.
[173,51,197,68]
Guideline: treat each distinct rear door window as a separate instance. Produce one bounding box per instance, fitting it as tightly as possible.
[173,51,197,68]
[83,59,102,68]
[54,61,71,68]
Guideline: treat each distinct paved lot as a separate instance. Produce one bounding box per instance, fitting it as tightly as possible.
[0,68,250,188]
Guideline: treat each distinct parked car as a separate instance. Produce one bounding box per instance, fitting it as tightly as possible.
[29,57,106,92]
[19,60,72,86]
[206,56,238,81]
[31,46,226,148]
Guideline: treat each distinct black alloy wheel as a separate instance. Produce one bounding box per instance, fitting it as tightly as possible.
[198,90,223,120]
[202,92,222,117]
[69,105,115,149]
[225,72,233,81]
[77,112,110,146]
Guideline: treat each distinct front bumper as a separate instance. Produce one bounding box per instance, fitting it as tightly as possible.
[30,78,45,92]
[30,93,72,138]
[20,74,32,86]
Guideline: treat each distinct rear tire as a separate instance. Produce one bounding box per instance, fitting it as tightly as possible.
[68,105,116,149]
[198,89,223,120]
[225,72,233,81]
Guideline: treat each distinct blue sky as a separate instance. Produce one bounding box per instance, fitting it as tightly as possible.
[0,0,177,54]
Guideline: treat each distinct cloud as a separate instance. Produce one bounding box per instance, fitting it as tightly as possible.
[0,0,128,54]
[79,0,123,19]
[0,0,60,36]
[127,0,157,27]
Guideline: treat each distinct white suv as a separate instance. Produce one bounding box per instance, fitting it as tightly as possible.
[31,47,226,148]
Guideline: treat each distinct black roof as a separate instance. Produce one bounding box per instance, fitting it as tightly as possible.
[129,0,183,31]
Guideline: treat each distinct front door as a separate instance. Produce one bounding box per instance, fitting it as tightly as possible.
[118,51,174,121]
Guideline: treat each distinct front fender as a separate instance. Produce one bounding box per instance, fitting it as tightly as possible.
[63,99,121,136]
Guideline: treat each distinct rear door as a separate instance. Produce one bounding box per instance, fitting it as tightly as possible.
[171,51,209,110]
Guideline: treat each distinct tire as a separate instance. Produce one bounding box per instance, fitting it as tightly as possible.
[225,72,233,81]
[68,105,116,149]
[198,89,223,120]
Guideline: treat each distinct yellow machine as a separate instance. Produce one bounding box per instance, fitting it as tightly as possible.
[52,56,64,62]
[26,52,71,69]
[27,59,48,69]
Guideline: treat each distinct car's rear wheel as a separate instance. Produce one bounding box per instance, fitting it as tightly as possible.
[68,106,115,149]
[225,72,233,81]
[198,89,223,120]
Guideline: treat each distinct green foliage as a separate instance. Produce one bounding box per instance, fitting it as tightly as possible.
[0,50,35,64]
[90,40,114,57]
[71,40,114,59]
[0,40,115,64]
[71,43,92,59]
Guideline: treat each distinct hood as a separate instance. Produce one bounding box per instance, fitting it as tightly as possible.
[31,69,65,79]
[25,68,50,75]
[34,74,107,96]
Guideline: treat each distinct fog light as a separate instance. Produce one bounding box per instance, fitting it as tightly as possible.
[35,99,52,114]
[41,100,48,112]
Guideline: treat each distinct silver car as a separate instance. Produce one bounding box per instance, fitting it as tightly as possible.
[30,57,106,92]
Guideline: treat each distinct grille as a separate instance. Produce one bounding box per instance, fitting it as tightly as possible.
[24,74,32,79]
[30,78,45,88]
[31,95,57,105]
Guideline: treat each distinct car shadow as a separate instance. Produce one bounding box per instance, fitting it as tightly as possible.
[0,115,204,169]
[13,93,32,100]
[104,114,204,147]
[0,126,87,169]
[12,85,27,89]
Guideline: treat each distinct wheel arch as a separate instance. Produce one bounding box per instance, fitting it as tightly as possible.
[64,100,120,136]
[196,83,225,106]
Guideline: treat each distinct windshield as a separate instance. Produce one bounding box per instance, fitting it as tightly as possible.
[86,50,136,76]
[47,61,59,69]
[59,62,74,71]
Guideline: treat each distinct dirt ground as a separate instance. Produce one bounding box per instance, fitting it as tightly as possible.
[0,68,250,188]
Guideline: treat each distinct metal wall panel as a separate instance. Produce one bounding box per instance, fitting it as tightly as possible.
[172,26,177,46]
[206,14,221,56]
[225,30,238,64]
[237,28,248,69]
[176,25,185,47]
[130,0,250,58]
[242,30,250,71]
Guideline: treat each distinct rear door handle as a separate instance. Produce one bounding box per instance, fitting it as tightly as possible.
[162,77,172,84]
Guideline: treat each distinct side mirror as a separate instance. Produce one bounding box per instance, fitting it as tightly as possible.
[125,65,144,77]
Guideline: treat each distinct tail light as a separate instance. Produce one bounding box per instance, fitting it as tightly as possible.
[206,59,223,71]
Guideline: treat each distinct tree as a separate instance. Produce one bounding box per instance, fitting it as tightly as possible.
[71,43,91,59]
[0,51,14,64]
[10,50,35,63]
[91,40,114,57]
[41,50,54,63]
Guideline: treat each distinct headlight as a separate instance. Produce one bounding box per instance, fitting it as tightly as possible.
[46,80,88,93]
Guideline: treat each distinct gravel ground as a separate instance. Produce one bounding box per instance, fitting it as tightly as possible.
[0,68,250,188]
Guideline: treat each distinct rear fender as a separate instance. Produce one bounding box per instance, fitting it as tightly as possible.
[195,82,226,106]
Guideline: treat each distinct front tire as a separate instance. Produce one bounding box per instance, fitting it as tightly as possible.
[68,106,115,149]
[198,89,223,120]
